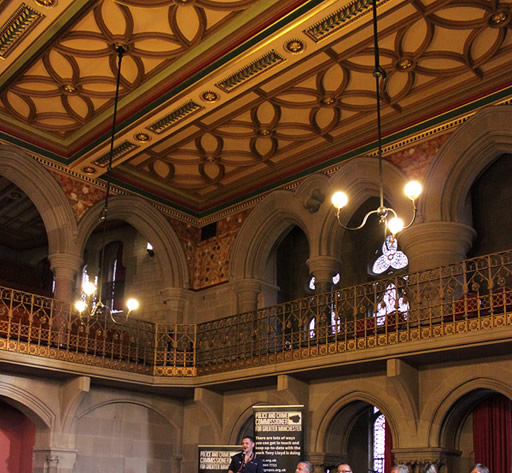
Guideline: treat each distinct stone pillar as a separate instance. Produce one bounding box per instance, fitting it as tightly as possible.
[160,287,192,324]
[306,256,340,293]
[33,449,77,473]
[392,447,460,473]
[48,253,83,303]
[308,452,345,473]
[234,279,262,313]
[399,222,476,273]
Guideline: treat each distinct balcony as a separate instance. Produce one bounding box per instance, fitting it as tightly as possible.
[1,250,511,383]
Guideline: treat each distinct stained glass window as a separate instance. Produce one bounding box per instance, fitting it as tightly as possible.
[374,283,409,325]
[373,408,386,473]
[309,273,341,290]
[309,317,316,338]
[372,235,408,274]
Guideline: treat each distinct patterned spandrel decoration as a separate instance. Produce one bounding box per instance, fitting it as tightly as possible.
[372,235,408,274]
[373,411,386,473]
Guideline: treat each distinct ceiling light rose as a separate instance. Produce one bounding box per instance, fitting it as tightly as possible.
[331,0,422,239]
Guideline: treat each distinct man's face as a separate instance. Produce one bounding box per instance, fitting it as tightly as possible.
[295,463,309,473]
[242,438,254,454]
[337,465,352,473]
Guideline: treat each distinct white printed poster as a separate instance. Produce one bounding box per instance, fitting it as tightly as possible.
[198,445,240,473]
[254,405,304,473]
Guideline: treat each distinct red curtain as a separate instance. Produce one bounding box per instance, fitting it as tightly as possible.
[473,394,512,473]
[385,417,393,473]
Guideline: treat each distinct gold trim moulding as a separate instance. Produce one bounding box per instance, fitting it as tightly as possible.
[0,3,45,59]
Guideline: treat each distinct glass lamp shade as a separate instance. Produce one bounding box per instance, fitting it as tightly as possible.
[387,217,404,235]
[404,180,422,200]
[331,191,349,209]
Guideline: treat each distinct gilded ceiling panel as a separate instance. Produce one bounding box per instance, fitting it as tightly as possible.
[116,0,512,209]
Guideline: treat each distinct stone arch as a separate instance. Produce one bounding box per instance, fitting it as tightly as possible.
[0,145,78,257]
[0,380,54,431]
[421,106,512,224]
[230,190,312,281]
[77,398,181,432]
[314,391,400,455]
[428,378,512,448]
[224,392,294,444]
[319,157,415,257]
[77,195,189,288]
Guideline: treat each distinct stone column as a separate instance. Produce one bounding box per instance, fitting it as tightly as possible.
[234,279,262,313]
[306,256,340,293]
[160,287,192,324]
[33,449,78,473]
[48,253,83,303]
[308,452,345,473]
[392,447,460,473]
[399,222,476,273]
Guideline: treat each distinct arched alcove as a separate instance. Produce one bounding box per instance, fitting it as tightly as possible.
[75,400,181,473]
[421,106,512,224]
[230,190,311,282]
[0,146,78,257]
[438,387,512,473]
[320,156,415,268]
[321,400,393,473]
[0,399,35,473]
[77,196,189,289]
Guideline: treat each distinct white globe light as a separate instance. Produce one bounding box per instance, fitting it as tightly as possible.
[126,298,139,312]
[83,281,96,296]
[387,217,404,235]
[331,191,349,209]
[75,300,87,313]
[404,180,422,200]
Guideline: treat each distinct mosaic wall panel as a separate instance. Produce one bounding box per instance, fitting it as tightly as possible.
[169,210,251,290]
[387,133,452,180]
[49,170,106,221]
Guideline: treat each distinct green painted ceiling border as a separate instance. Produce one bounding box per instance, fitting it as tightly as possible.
[108,84,512,220]
[0,0,327,164]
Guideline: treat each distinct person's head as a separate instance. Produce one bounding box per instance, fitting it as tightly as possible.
[241,436,255,454]
[471,464,489,473]
[295,461,313,473]
[391,465,409,473]
[337,464,352,473]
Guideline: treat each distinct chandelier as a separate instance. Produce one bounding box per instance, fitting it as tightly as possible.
[74,45,139,322]
[331,0,422,237]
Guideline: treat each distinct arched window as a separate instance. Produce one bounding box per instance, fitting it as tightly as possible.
[372,235,408,275]
[100,241,126,312]
[374,282,410,325]
[373,407,386,473]
[308,317,316,338]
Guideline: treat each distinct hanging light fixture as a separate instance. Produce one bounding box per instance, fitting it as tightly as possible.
[74,44,139,322]
[331,0,422,238]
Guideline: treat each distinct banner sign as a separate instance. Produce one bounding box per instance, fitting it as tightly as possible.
[254,405,304,473]
[198,445,240,473]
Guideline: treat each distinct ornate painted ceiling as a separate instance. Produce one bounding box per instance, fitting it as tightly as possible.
[0,0,511,217]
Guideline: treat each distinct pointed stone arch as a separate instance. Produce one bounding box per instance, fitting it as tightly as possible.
[319,156,415,258]
[428,378,512,448]
[77,195,189,288]
[0,145,78,257]
[314,390,401,455]
[0,380,54,430]
[421,106,512,224]
[230,190,312,281]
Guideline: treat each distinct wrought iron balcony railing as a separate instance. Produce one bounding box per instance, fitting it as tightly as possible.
[0,250,511,377]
